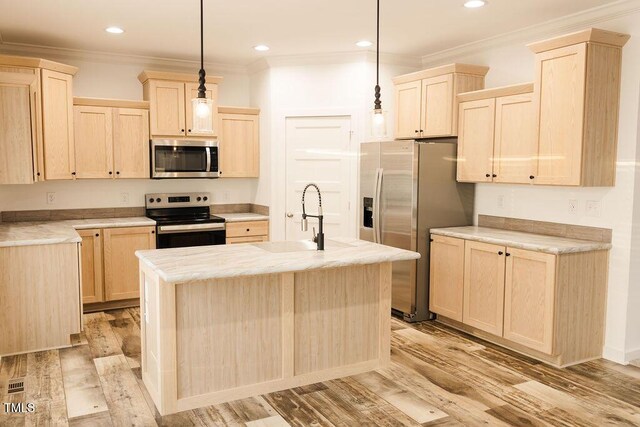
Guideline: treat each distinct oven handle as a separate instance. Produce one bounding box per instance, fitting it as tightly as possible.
[157,223,225,234]
[205,147,212,172]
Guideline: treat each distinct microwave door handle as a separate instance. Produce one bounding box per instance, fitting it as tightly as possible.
[205,147,212,172]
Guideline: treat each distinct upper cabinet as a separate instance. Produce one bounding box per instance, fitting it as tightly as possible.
[73,98,150,179]
[0,55,77,183]
[528,28,629,186]
[392,64,489,139]
[457,84,536,184]
[218,107,260,178]
[138,71,222,138]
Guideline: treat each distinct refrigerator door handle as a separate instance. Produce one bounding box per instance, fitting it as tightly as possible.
[375,168,384,244]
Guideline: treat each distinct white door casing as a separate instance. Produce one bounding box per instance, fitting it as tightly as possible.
[284,116,353,241]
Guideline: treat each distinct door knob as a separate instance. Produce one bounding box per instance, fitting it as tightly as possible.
[286,212,294,218]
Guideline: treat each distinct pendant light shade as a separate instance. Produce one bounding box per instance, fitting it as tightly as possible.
[371,0,387,139]
[191,0,214,133]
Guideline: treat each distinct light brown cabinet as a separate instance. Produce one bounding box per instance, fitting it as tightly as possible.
[79,229,104,304]
[80,226,155,306]
[103,226,156,301]
[139,71,222,138]
[392,64,488,139]
[428,235,464,322]
[218,107,260,177]
[0,72,38,184]
[41,69,75,180]
[528,28,629,186]
[429,232,609,367]
[226,220,269,244]
[457,84,536,184]
[73,98,150,179]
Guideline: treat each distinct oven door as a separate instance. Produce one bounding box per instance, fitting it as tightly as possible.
[156,223,226,249]
[152,139,219,179]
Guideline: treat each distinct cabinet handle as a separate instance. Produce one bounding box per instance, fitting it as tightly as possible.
[420,129,424,133]
[37,172,41,177]
[492,174,497,178]
[429,238,434,242]
[71,172,76,176]
[188,129,192,133]
[181,129,185,132]
[529,175,535,180]
[498,251,504,255]
[151,230,155,234]
[415,130,419,133]
[109,171,113,175]
[95,233,99,237]
[246,228,250,232]
[506,253,511,257]
[116,171,120,175]
[485,173,490,178]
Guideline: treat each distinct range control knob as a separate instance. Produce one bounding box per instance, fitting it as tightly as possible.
[197,197,202,201]
[203,196,208,201]
[156,198,161,203]
[148,198,154,203]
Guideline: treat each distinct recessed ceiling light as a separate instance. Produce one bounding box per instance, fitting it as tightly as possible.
[464,0,486,8]
[356,40,373,48]
[254,45,270,52]
[105,26,125,34]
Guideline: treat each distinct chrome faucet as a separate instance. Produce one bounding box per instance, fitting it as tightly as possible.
[301,183,324,251]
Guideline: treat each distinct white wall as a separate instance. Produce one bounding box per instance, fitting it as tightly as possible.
[0,48,258,212]
[422,12,640,363]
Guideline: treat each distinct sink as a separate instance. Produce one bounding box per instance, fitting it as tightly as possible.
[253,239,353,253]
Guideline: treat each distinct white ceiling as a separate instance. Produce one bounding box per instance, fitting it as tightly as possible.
[0,0,621,66]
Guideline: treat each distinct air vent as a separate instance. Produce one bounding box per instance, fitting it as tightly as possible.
[7,379,24,394]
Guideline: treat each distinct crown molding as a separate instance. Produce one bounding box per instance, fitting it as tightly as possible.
[421,0,640,67]
[0,41,248,75]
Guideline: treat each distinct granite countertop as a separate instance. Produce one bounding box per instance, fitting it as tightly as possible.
[213,213,269,222]
[430,226,612,254]
[0,217,156,247]
[136,237,420,283]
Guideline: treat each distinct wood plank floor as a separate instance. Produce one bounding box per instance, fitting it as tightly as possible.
[1,308,639,426]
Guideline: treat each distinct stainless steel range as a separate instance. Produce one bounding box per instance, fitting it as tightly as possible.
[145,192,226,249]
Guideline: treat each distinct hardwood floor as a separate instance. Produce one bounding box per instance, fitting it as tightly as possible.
[1,308,639,426]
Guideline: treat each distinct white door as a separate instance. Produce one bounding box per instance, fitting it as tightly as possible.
[285,116,352,241]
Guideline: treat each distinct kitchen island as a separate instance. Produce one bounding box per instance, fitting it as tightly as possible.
[136,238,419,415]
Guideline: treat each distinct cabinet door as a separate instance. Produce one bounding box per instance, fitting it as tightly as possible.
[219,113,260,177]
[456,98,495,183]
[429,235,465,321]
[463,241,505,336]
[113,108,149,178]
[41,69,75,180]
[73,106,113,179]
[185,82,218,137]
[103,226,156,301]
[421,74,454,137]
[0,72,37,184]
[494,93,537,184]
[534,44,586,186]
[148,80,185,136]
[394,81,422,138]
[79,229,104,304]
[503,248,556,354]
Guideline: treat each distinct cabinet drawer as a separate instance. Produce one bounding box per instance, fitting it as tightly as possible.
[226,221,269,238]
[226,236,268,245]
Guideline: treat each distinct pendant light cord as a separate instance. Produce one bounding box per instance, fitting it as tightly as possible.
[197,0,207,98]
[374,0,381,110]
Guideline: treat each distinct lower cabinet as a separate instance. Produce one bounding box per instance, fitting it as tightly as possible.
[225,220,269,244]
[429,233,608,367]
[80,226,155,305]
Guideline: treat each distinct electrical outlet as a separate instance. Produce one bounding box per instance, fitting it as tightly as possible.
[46,192,56,205]
[568,199,578,215]
[497,195,505,209]
[223,191,230,202]
[120,192,129,205]
[586,200,601,218]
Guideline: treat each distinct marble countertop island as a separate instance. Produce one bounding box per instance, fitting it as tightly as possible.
[136,237,420,283]
[0,217,156,247]
[430,226,611,254]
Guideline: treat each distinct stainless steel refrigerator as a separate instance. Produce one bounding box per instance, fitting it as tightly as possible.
[359,139,474,322]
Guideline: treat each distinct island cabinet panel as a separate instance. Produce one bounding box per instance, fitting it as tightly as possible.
[103,226,155,301]
[503,248,556,354]
[0,243,81,356]
[79,229,104,304]
[429,235,465,322]
[294,264,380,375]
[41,69,75,180]
[462,241,505,336]
[175,276,283,398]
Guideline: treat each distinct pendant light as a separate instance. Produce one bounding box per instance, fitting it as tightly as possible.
[191,0,214,133]
[371,0,387,138]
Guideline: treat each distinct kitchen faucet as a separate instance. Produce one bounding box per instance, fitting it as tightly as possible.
[301,183,324,251]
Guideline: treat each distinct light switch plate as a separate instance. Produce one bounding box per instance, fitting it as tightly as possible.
[568,199,578,215]
[120,192,130,204]
[497,195,505,209]
[46,192,56,205]
[586,200,601,218]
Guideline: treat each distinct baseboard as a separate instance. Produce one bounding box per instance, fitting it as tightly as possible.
[624,346,640,364]
[601,345,640,364]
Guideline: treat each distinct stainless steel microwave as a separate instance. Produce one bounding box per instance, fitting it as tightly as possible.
[151,139,219,179]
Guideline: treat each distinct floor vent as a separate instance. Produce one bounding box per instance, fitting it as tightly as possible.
[7,379,25,394]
